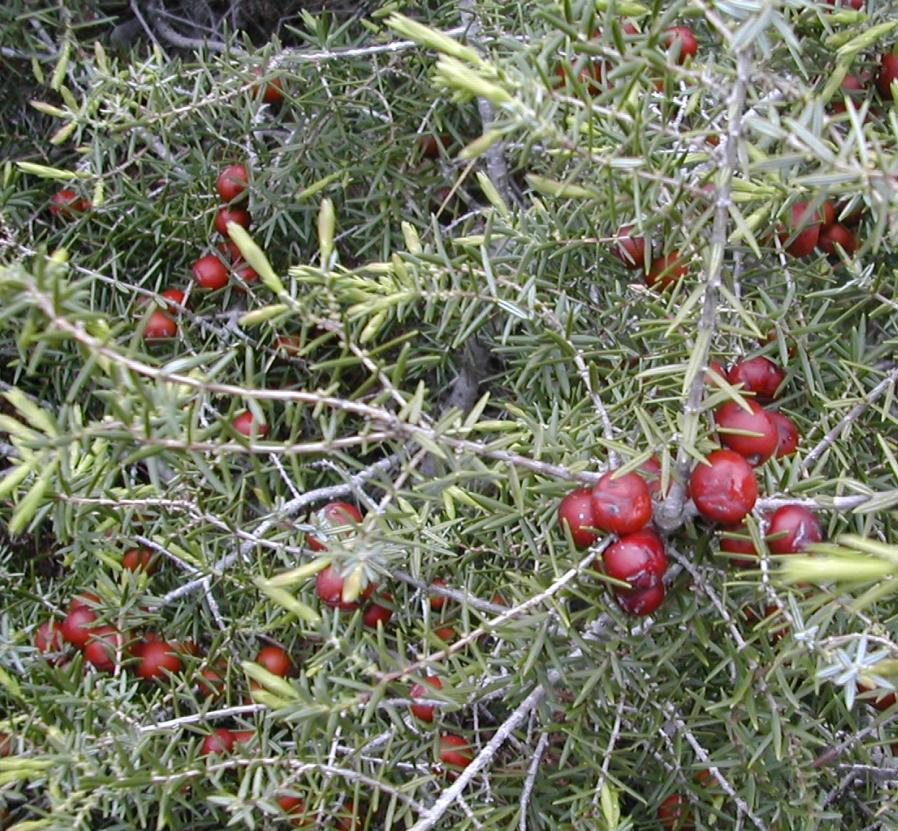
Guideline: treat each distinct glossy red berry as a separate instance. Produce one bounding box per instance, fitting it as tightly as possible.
[719,524,759,567]
[611,225,646,269]
[767,505,823,554]
[434,625,457,643]
[690,449,758,524]
[215,207,252,238]
[769,411,799,457]
[601,528,667,591]
[260,77,284,104]
[658,792,694,830]
[726,356,786,402]
[276,795,311,826]
[61,605,98,648]
[315,565,359,611]
[122,547,159,574]
[363,593,394,628]
[558,487,599,548]
[307,501,364,551]
[877,53,898,99]
[192,254,229,290]
[201,728,236,755]
[818,223,859,258]
[217,164,248,202]
[410,675,443,723]
[233,263,259,285]
[429,578,450,610]
[35,620,65,657]
[160,288,186,310]
[439,734,473,770]
[616,582,665,615]
[780,201,821,257]
[83,625,124,672]
[135,639,182,680]
[645,252,687,290]
[663,26,698,64]
[197,666,224,698]
[256,645,292,677]
[232,410,269,438]
[714,399,778,466]
[144,310,177,341]
[49,188,90,218]
[590,471,653,536]
[69,592,100,610]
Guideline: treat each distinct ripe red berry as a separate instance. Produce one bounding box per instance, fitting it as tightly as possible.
[135,639,182,680]
[335,801,361,831]
[49,188,90,218]
[256,645,292,677]
[315,565,360,611]
[363,593,394,628]
[820,199,837,227]
[818,223,859,258]
[197,666,224,698]
[690,449,758,524]
[646,251,687,290]
[232,410,269,438]
[558,487,599,548]
[831,74,866,113]
[600,528,668,591]
[61,605,98,648]
[439,733,473,771]
[201,728,236,755]
[590,471,653,536]
[192,254,229,290]
[418,134,451,158]
[307,501,364,551]
[69,592,100,610]
[217,164,248,202]
[218,240,242,260]
[658,792,693,830]
[726,356,786,402]
[769,411,799,457]
[215,207,252,238]
[144,310,177,341]
[611,225,646,269]
[663,26,698,64]
[877,53,898,99]
[122,547,159,574]
[638,456,665,498]
[616,582,666,615]
[429,578,450,611]
[83,625,124,672]
[277,795,311,826]
[714,399,778,466]
[780,201,821,257]
[160,288,187,310]
[434,625,457,643]
[35,620,65,656]
[234,263,259,285]
[719,524,758,567]
[767,505,823,554]
[260,77,285,104]
[410,675,443,722]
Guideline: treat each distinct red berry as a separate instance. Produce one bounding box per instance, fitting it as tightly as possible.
[363,593,394,628]
[726,356,786,402]
[217,164,248,202]
[201,728,236,755]
[218,240,242,260]
[307,501,364,551]
[611,225,646,269]
[418,134,451,158]
[663,26,698,64]
[719,524,758,567]
[820,199,837,227]
[439,733,473,770]
[68,592,100,611]
[256,645,292,677]
[818,223,859,258]
[277,795,311,826]
[232,410,269,438]
[645,251,687,290]
[410,675,443,723]
[215,207,252,238]
[197,666,224,698]
[135,639,182,680]
[857,678,896,711]
[638,456,665,498]
[877,53,898,99]
[122,547,159,574]
[690,449,758,524]
[49,188,90,218]
[315,565,360,611]
[144,309,177,341]
[82,625,124,672]
[779,201,821,257]
[840,0,863,7]
[590,471,653,536]
[616,582,666,615]
[767,505,823,554]
[428,578,450,611]
[0,733,12,757]
[160,288,187,311]
[658,792,694,830]
[335,801,361,831]
[61,606,98,648]
[558,488,599,548]
[831,75,866,113]
[192,254,229,290]
[434,625,457,643]
[35,620,65,656]
[600,528,667,591]
[260,77,284,104]
[769,411,799,457]
[234,263,259,285]
[705,359,726,384]
[714,399,778,466]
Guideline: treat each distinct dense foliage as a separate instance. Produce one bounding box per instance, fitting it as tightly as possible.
[2,1,898,829]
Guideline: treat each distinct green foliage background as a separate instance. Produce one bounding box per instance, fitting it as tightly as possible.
[1,0,898,828]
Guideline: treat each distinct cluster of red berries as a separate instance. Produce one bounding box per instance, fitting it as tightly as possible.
[778,198,863,259]
[830,47,898,119]
[610,224,689,290]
